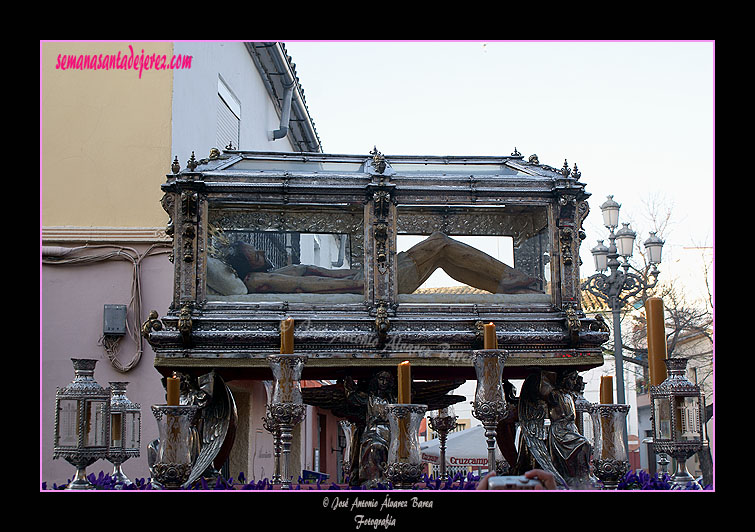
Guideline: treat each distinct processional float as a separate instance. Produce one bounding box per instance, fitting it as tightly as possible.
[141,146,615,489]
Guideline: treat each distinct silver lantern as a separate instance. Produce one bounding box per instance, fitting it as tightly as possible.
[53,358,111,490]
[106,382,141,488]
[650,357,705,489]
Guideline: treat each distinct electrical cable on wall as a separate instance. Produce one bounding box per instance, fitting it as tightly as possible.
[42,242,172,372]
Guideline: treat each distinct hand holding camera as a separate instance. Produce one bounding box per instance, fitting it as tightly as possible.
[476,469,558,490]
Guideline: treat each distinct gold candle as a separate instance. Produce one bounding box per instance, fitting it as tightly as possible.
[483,322,497,349]
[598,377,615,460]
[645,297,668,387]
[398,361,411,404]
[397,361,411,460]
[167,372,180,406]
[600,376,614,404]
[280,318,294,354]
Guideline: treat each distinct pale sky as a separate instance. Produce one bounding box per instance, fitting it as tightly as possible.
[284,40,715,300]
[283,41,714,430]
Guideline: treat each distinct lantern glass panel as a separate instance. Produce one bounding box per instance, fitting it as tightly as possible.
[602,206,619,229]
[675,396,701,441]
[125,411,140,449]
[578,410,596,443]
[110,412,123,447]
[593,251,607,272]
[593,412,628,462]
[58,399,79,446]
[646,243,662,264]
[616,233,635,257]
[84,399,108,447]
[654,398,672,440]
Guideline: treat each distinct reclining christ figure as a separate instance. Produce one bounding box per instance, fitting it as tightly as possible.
[214,231,541,295]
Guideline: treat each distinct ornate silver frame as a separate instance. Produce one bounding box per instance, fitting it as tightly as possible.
[145,149,608,382]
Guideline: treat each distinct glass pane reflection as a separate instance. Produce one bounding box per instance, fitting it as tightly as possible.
[396,233,550,303]
[207,226,363,300]
[58,399,79,447]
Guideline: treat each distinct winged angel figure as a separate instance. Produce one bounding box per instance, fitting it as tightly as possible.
[511,371,569,489]
[302,371,466,487]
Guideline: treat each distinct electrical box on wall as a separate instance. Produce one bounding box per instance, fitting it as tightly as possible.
[103,304,127,336]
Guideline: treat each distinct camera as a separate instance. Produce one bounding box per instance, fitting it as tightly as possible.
[487,475,543,490]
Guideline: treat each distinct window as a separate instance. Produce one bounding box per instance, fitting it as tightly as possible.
[217,77,240,150]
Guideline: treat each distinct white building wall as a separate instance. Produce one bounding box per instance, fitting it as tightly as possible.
[171,41,296,162]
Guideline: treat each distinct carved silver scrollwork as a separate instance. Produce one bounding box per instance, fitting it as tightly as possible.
[182,225,195,263]
[590,314,610,333]
[374,222,389,273]
[474,320,485,348]
[186,152,199,172]
[472,400,509,422]
[592,458,629,487]
[178,304,193,346]
[370,146,387,175]
[384,462,423,487]
[561,159,571,178]
[577,200,589,242]
[268,402,307,427]
[181,191,198,218]
[373,190,391,219]
[141,310,163,339]
[374,300,390,345]
[560,227,574,265]
[161,193,176,263]
[564,304,581,346]
[180,191,199,263]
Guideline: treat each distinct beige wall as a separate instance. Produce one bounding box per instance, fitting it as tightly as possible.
[41,42,173,230]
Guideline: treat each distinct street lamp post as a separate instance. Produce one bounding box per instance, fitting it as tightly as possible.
[581,196,664,442]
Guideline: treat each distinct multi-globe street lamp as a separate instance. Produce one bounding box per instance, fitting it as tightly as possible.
[581,195,665,410]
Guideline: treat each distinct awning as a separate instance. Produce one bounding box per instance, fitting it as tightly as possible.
[420,425,504,467]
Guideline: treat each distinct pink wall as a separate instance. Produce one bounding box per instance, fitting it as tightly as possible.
[41,245,174,486]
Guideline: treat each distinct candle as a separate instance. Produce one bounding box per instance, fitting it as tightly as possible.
[645,297,668,387]
[483,322,497,349]
[167,372,180,406]
[398,361,411,404]
[397,361,412,460]
[280,317,294,354]
[598,378,615,459]
[600,376,614,404]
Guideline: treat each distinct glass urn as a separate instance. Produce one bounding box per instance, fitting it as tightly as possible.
[150,404,199,489]
[590,404,630,489]
[385,403,427,489]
